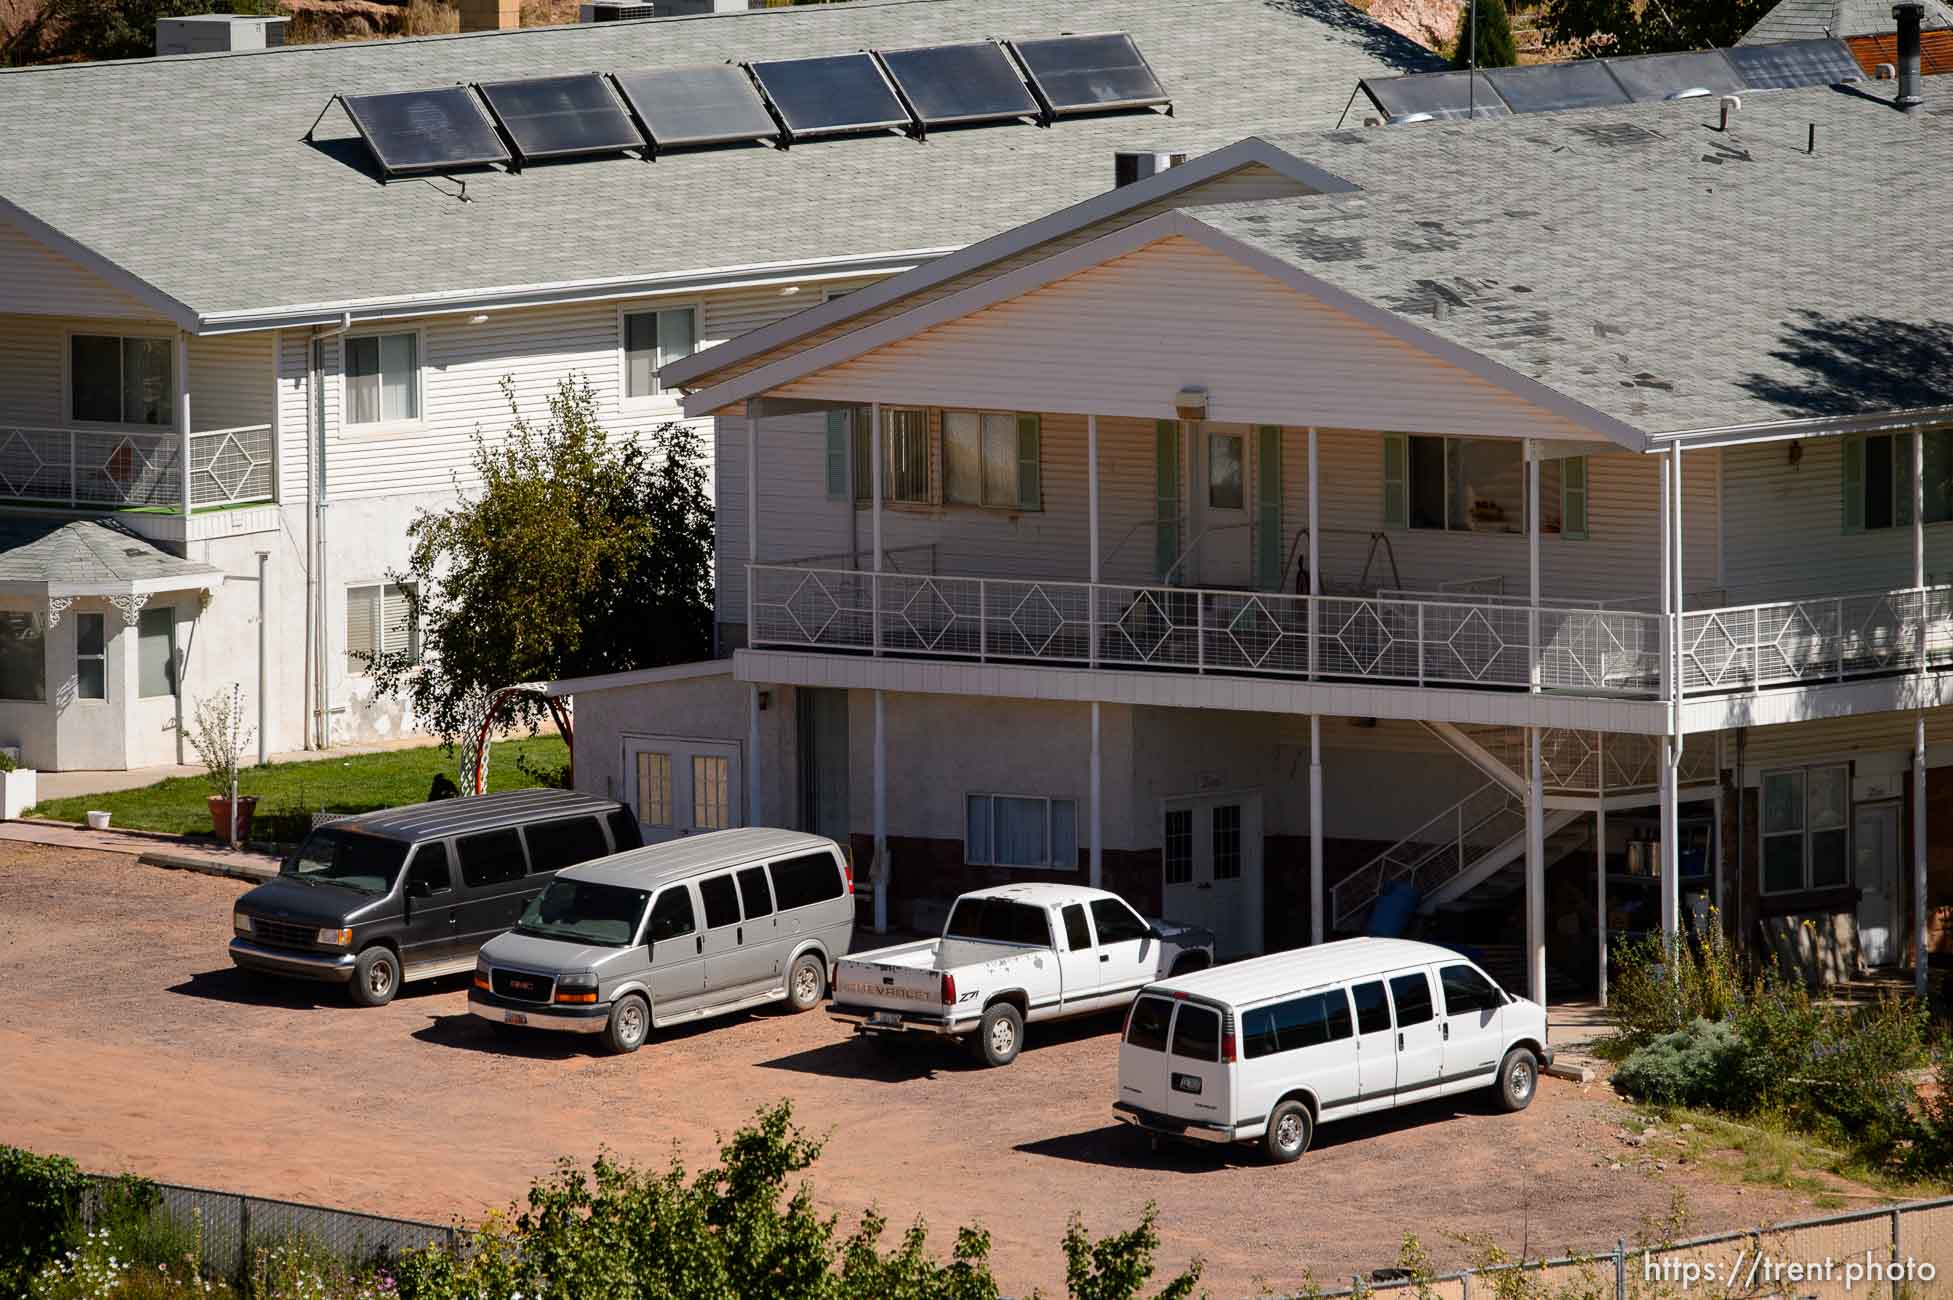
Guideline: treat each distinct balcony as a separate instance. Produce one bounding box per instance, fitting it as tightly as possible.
[0,424,275,512]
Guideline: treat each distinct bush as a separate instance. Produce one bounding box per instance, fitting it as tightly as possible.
[0,1145,86,1293]
[1607,924,1750,1049]
[1909,1053,1953,1178]
[1614,1018,1745,1108]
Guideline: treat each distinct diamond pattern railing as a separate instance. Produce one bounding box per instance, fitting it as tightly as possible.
[0,424,273,510]
[188,425,274,506]
[1679,587,1953,693]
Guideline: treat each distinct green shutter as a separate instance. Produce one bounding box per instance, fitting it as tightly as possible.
[1155,420,1181,581]
[824,409,849,499]
[1381,433,1408,529]
[1016,413,1041,510]
[1255,425,1283,589]
[1561,456,1588,541]
[1842,434,1864,535]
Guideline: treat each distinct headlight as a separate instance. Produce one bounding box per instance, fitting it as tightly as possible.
[316,927,353,948]
[233,912,253,935]
[473,961,491,992]
[555,973,599,1005]
[558,973,598,990]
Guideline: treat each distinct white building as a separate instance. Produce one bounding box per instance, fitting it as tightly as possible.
[0,0,1437,770]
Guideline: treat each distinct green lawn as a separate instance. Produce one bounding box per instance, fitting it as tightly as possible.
[28,736,570,844]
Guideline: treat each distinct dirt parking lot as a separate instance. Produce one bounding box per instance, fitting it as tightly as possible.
[0,842,1835,1296]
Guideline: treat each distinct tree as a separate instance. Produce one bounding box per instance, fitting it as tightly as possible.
[1537,0,1774,57]
[366,376,714,746]
[1,0,245,67]
[1453,0,1519,70]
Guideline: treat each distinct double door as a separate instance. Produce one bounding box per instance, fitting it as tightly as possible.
[1855,802,1900,968]
[626,735,742,844]
[1163,793,1263,958]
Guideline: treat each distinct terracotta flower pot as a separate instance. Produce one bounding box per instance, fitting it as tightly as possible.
[209,794,259,844]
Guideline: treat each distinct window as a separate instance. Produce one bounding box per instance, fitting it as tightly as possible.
[137,606,174,699]
[736,865,774,919]
[523,817,610,874]
[606,808,644,852]
[1762,765,1850,893]
[1440,963,1503,1016]
[698,873,741,929]
[1844,430,1953,533]
[636,752,673,828]
[1350,980,1392,1035]
[1242,990,1353,1060]
[942,410,1040,510]
[457,828,528,888]
[1388,971,1434,1026]
[75,613,106,701]
[344,332,420,426]
[1207,432,1244,510]
[1385,435,1586,538]
[406,848,453,898]
[882,408,930,504]
[944,896,1051,946]
[1061,903,1092,950]
[770,852,844,910]
[0,611,45,702]
[1163,808,1192,885]
[345,583,418,674]
[693,754,731,830]
[965,793,1078,868]
[624,306,697,399]
[1124,995,1174,1052]
[1212,804,1242,882]
[1170,1003,1221,1061]
[648,884,696,942]
[71,334,172,426]
[1089,897,1150,945]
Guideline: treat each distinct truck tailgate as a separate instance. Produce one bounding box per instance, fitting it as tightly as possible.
[832,942,944,1015]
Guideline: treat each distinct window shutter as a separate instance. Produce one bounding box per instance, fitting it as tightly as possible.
[824,409,849,499]
[1842,434,1864,535]
[1154,420,1180,581]
[380,584,416,658]
[345,585,378,669]
[1255,425,1283,589]
[1016,413,1041,510]
[1382,433,1408,529]
[1561,456,1588,540]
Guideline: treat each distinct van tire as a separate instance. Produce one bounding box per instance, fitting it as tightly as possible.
[348,946,400,1008]
[603,994,651,1055]
[1264,1100,1313,1163]
[1496,1047,1538,1112]
[785,953,827,1013]
[976,1002,1023,1067]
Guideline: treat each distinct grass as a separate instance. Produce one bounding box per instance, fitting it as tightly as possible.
[1650,1107,1948,1205]
[27,736,569,845]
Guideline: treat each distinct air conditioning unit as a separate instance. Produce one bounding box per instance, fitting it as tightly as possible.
[580,2,659,19]
[156,15,287,55]
[1113,150,1187,189]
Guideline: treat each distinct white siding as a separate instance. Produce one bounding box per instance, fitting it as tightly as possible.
[0,223,156,320]
[186,331,272,433]
[0,314,271,436]
[277,330,310,502]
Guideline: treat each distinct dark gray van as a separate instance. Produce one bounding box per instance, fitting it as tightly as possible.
[229,789,641,1006]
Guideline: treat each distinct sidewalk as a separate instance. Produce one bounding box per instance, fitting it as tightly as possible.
[0,819,281,882]
[33,736,444,803]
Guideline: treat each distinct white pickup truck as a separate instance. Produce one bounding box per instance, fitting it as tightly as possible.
[828,883,1215,1066]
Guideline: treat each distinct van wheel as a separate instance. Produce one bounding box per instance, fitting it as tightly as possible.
[603,995,650,1055]
[785,953,827,1013]
[1496,1047,1538,1112]
[976,1002,1023,1067]
[1264,1100,1313,1163]
[347,946,399,1007]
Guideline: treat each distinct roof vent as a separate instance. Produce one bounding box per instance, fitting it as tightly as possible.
[1895,1,1926,113]
[580,1,658,18]
[155,14,286,56]
[1113,150,1187,188]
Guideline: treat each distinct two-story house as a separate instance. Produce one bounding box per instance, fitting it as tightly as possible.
[558,67,1953,1004]
[0,0,1435,771]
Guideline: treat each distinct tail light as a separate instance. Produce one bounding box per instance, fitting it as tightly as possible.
[941,972,957,1006]
[843,863,854,894]
[1221,1030,1237,1064]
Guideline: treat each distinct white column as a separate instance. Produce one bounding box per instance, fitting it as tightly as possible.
[1527,438,1541,692]
[1671,444,1685,733]
[1307,426,1320,676]
[1596,789,1609,1009]
[177,331,193,517]
[1089,412,1101,670]
[1660,739,1680,946]
[748,684,763,827]
[1916,428,1930,999]
[1310,715,1324,945]
[873,689,888,934]
[745,399,760,585]
[1090,701,1103,889]
[870,401,884,572]
[1527,726,1546,1005]
[1658,455,1673,703]
[1664,445,1684,951]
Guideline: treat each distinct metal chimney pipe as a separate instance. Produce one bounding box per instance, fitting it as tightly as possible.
[1895,1,1925,113]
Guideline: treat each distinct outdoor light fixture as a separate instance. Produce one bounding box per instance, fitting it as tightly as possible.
[467,313,491,325]
[1174,386,1208,421]
[1787,441,1803,469]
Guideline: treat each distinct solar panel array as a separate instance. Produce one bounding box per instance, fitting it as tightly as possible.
[1357,38,1862,126]
[328,31,1172,178]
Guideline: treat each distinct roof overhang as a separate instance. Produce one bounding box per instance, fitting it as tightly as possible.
[544,657,734,697]
[0,196,200,332]
[1650,401,1953,450]
[0,571,225,600]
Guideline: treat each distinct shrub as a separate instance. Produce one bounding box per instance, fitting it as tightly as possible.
[0,1145,86,1293]
[1614,1018,1746,1108]
[1607,924,1750,1049]
[1909,1053,1953,1178]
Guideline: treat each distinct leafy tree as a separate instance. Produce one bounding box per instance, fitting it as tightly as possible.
[1453,0,1519,70]
[366,376,714,746]
[1537,0,1775,57]
[2,0,229,67]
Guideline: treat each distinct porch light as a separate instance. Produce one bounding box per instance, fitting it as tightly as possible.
[1174,386,1208,421]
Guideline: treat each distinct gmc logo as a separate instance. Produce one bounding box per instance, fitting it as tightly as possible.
[508,978,538,994]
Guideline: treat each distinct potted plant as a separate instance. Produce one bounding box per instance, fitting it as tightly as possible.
[0,749,35,821]
[187,684,256,846]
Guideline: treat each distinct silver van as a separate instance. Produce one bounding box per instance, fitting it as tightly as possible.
[469,827,855,1054]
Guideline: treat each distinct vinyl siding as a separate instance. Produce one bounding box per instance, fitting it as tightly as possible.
[277,329,311,501]
[0,314,272,435]
[0,223,157,320]
[186,331,272,433]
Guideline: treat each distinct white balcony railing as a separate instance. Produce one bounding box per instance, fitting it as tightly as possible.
[1679,587,1953,693]
[0,424,274,511]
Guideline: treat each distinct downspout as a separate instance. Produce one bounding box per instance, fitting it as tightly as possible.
[311,312,351,750]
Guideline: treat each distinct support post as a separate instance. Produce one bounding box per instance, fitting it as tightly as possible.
[871,401,883,656]
[1658,456,1672,703]
[1527,726,1546,1005]
[746,399,759,595]
[1310,714,1324,945]
[748,683,763,827]
[1527,438,1541,692]
[1307,426,1320,680]
[177,331,193,517]
[1088,413,1101,668]
[256,550,268,768]
[873,688,888,934]
[1915,427,1930,1000]
[1596,784,1609,1008]
[1660,738,1681,947]
[1090,701,1103,889]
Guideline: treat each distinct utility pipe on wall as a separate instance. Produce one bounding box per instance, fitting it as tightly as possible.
[1917,425,1930,998]
[256,550,268,767]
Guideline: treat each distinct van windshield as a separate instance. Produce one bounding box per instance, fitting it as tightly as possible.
[281,830,407,897]
[516,879,651,948]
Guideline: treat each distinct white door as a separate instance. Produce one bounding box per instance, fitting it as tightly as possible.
[1435,962,1507,1096]
[1855,802,1900,968]
[1055,901,1100,1012]
[626,736,742,844]
[1192,424,1252,588]
[1163,793,1264,959]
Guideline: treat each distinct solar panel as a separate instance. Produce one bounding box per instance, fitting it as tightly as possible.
[1602,49,1744,102]
[1360,70,1510,123]
[341,86,510,176]
[476,74,643,164]
[875,41,1039,128]
[1008,32,1170,118]
[612,64,780,149]
[1724,37,1864,90]
[747,52,912,140]
[1483,60,1631,114]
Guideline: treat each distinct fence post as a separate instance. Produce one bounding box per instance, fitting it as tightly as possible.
[1088,580,1097,669]
[978,579,988,663]
[1614,1237,1626,1300]
[1196,593,1206,674]
[1417,604,1426,687]
[68,431,77,508]
[1892,1206,1903,1300]
[1460,1269,1471,1299]
[1836,596,1846,682]
[236,1192,251,1292]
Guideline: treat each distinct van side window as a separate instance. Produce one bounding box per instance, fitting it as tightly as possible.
[699,874,741,929]
[457,829,527,888]
[1125,996,1173,1052]
[648,885,695,941]
[1089,898,1149,944]
[1242,991,1353,1060]
[1440,963,1502,1015]
[1170,1004,1221,1061]
[1350,980,1392,1035]
[405,846,451,898]
[523,817,610,874]
[736,865,774,919]
[1061,903,1091,951]
[605,808,644,852]
[1389,972,1435,1027]
[771,852,844,910]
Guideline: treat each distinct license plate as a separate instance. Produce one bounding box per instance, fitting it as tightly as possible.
[506,1012,529,1026]
[868,1011,903,1028]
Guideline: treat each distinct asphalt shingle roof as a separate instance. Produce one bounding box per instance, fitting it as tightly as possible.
[0,519,223,589]
[1741,0,1953,43]
[0,0,1439,327]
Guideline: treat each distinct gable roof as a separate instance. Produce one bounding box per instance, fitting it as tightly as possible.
[0,519,224,596]
[0,0,1438,334]
[1741,0,1953,42]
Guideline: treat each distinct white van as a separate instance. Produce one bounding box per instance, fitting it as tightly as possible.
[1113,938,1550,1162]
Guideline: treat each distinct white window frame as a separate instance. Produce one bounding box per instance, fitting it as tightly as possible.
[64,329,177,430]
[337,327,426,435]
[618,300,702,406]
[964,792,1079,870]
[1759,763,1851,896]
[75,610,108,703]
[344,581,419,675]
